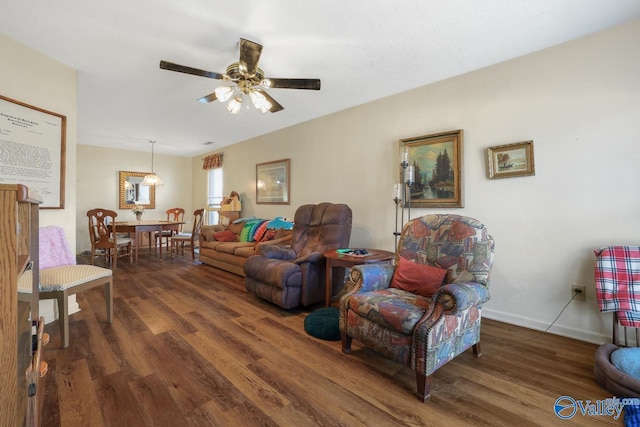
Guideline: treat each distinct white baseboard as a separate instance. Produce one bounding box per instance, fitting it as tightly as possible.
[39,296,80,325]
[35,293,616,345]
[483,307,610,345]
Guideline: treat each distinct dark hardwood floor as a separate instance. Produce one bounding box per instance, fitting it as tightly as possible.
[39,252,622,426]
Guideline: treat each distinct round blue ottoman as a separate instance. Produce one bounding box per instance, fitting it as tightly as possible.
[304,307,340,341]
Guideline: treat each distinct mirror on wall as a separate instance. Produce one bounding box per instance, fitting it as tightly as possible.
[119,171,156,209]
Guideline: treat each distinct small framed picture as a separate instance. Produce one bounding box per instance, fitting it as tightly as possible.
[487,141,535,179]
[256,158,290,204]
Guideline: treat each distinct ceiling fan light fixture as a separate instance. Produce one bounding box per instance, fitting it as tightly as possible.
[214,86,234,102]
[261,79,272,88]
[249,90,272,113]
[227,96,242,114]
[160,38,320,115]
[142,140,163,186]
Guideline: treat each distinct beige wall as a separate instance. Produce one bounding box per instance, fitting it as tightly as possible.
[197,18,640,343]
[1,33,78,321]
[76,145,193,252]
[191,154,210,211]
[4,18,639,343]
[0,33,77,246]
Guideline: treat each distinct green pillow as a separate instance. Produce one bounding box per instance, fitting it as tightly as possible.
[240,220,260,242]
[304,307,340,341]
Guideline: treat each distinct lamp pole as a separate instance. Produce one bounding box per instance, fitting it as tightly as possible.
[393,184,402,247]
[406,165,415,222]
[400,147,409,228]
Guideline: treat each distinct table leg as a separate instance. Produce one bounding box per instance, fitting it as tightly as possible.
[325,259,333,307]
[134,231,140,263]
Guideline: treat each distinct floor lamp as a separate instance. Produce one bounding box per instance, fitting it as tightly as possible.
[394,148,415,247]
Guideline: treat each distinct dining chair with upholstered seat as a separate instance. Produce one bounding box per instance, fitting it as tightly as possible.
[32,226,113,348]
[87,208,133,269]
[170,208,204,259]
[155,207,185,252]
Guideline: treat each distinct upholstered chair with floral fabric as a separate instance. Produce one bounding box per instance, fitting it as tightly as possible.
[339,214,494,402]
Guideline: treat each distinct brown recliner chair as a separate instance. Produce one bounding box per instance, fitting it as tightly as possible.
[244,203,352,309]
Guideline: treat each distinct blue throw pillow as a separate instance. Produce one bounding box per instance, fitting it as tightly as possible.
[267,216,294,230]
[611,347,640,379]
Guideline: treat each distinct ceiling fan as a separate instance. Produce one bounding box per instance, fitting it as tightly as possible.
[160,38,321,114]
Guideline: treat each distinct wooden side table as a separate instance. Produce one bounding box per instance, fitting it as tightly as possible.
[323,249,395,307]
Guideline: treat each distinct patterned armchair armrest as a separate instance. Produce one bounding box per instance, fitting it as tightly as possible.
[434,281,490,314]
[344,263,396,294]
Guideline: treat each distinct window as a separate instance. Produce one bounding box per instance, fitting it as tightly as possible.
[207,167,223,225]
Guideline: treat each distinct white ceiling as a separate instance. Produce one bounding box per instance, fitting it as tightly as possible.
[2,1,639,157]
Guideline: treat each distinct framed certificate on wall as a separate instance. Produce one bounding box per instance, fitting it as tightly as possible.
[0,95,66,209]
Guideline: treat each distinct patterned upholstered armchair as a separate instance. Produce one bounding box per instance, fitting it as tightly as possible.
[339,214,494,402]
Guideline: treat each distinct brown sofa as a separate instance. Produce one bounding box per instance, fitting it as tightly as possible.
[199,221,292,276]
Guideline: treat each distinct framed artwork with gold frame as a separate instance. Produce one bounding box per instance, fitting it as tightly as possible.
[256,158,290,205]
[118,171,156,209]
[486,140,535,179]
[399,129,463,208]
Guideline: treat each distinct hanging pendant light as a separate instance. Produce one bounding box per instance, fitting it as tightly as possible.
[142,140,163,186]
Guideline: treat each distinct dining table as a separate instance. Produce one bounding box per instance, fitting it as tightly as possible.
[113,220,184,263]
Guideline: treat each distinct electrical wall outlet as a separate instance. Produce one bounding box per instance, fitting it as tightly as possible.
[571,284,586,301]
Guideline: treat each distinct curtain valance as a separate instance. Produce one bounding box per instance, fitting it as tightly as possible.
[202,153,223,170]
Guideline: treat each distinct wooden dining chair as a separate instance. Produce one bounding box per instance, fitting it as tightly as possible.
[155,207,185,252]
[170,208,204,259]
[87,208,133,269]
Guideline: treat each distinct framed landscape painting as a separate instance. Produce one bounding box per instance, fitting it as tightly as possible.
[486,140,535,179]
[256,158,290,204]
[399,129,464,208]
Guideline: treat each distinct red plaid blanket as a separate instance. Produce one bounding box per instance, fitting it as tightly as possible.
[594,246,640,327]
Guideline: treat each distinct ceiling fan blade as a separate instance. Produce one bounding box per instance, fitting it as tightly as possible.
[256,90,284,113]
[264,78,321,90]
[197,92,218,103]
[239,38,263,76]
[159,60,225,80]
